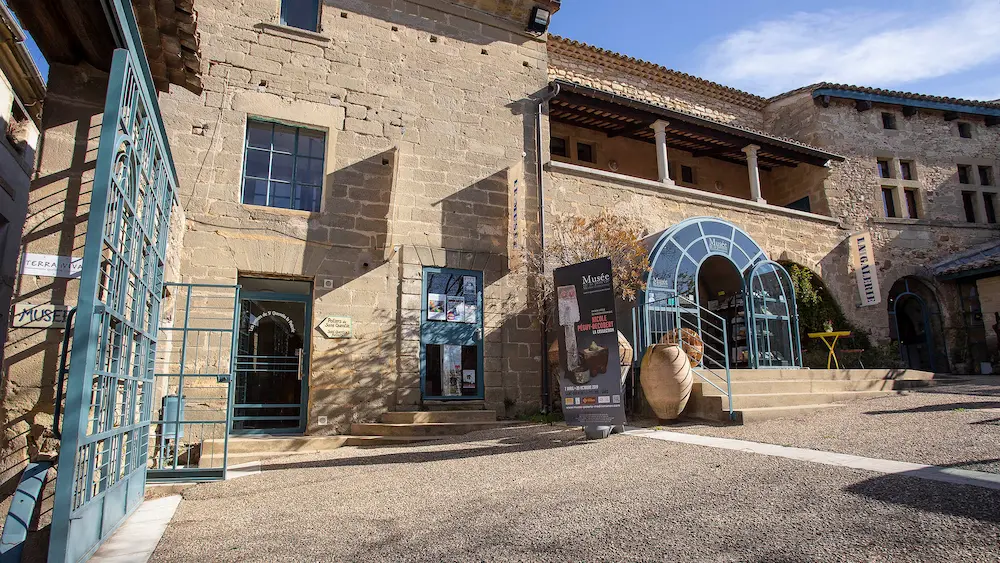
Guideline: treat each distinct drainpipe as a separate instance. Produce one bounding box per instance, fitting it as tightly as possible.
[535,82,559,413]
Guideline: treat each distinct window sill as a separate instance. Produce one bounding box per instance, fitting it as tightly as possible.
[874,217,1000,229]
[242,203,321,217]
[256,22,331,45]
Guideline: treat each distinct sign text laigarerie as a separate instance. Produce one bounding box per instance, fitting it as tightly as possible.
[553,257,626,427]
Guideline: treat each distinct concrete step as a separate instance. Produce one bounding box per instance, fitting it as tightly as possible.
[203,435,349,457]
[721,390,897,410]
[736,403,847,423]
[696,378,930,396]
[380,410,496,424]
[197,436,444,467]
[421,400,488,411]
[722,369,935,382]
[350,421,516,437]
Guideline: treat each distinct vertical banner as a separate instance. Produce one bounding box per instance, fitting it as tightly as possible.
[553,257,626,427]
[849,231,881,307]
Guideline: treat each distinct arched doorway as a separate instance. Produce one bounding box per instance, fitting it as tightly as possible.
[887,277,946,371]
[642,217,801,368]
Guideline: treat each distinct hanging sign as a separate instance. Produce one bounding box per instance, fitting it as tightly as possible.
[20,253,83,278]
[849,231,881,307]
[318,316,352,338]
[12,303,71,328]
[553,257,626,427]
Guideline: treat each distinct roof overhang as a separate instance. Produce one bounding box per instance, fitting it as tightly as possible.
[552,79,843,169]
[813,88,1000,122]
[931,239,1000,281]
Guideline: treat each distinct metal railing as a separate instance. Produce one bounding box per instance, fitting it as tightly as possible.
[638,292,734,420]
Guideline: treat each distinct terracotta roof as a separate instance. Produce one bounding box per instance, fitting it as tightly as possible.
[549,36,768,111]
[932,240,1000,278]
[770,82,1000,110]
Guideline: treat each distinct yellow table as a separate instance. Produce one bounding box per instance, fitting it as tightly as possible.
[807,331,852,369]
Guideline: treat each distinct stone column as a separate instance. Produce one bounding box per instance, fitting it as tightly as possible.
[650,120,670,183]
[742,144,766,203]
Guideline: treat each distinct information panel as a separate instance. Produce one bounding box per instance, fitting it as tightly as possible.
[553,257,626,427]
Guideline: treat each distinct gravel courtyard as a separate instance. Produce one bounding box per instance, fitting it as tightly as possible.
[675,376,1000,474]
[151,418,1000,562]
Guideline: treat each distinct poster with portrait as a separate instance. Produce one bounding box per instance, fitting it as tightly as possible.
[428,293,446,321]
[446,296,464,322]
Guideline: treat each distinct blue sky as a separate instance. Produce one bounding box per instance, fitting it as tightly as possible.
[550,0,1000,101]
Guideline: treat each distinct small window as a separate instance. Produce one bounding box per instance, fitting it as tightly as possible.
[958,122,973,139]
[877,159,892,179]
[899,160,914,181]
[576,142,595,163]
[985,193,997,224]
[904,189,919,219]
[881,112,897,130]
[680,165,695,185]
[958,165,972,184]
[242,119,326,212]
[978,165,994,186]
[881,187,897,218]
[550,136,567,158]
[281,0,320,32]
[962,191,978,223]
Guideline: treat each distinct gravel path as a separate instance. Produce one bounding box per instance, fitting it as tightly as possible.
[151,424,1000,562]
[674,376,1000,474]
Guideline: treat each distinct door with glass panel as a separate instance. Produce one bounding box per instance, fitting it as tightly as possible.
[421,268,484,399]
[746,261,801,368]
[234,290,310,433]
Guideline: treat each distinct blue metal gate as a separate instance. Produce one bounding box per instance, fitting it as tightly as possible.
[47,44,179,562]
[150,283,240,481]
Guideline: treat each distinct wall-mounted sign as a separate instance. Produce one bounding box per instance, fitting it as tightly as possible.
[12,303,71,328]
[21,253,83,278]
[249,311,295,333]
[318,316,352,339]
[849,231,881,307]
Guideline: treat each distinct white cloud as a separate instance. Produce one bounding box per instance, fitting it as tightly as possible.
[701,0,1000,96]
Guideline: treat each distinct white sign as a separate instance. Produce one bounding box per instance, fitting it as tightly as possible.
[249,311,295,333]
[849,231,881,307]
[12,303,71,328]
[21,254,83,278]
[318,316,352,339]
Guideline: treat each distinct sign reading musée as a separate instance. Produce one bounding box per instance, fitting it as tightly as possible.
[554,258,626,427]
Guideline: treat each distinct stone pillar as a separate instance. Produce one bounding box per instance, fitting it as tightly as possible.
[742,144,766,203]
[650,120,670,183]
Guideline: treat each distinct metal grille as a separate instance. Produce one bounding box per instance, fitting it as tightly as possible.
[48,46,177,563]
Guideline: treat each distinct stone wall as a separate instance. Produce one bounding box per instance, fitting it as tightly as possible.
[548,37,766,130]
[157,0,551,431]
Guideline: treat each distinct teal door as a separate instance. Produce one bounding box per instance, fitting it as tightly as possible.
[421,268,484,399]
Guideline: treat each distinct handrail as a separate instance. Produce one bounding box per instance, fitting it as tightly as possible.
[52,308,77,438]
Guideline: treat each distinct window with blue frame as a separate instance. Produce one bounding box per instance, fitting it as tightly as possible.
[242,119,325,212]
[280,0,320,32]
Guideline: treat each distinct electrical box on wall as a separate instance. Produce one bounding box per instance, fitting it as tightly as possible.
[322,278,334,289]
[317,416,328,425]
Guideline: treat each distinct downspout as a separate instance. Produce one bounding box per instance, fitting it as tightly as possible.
[535,82,559,413]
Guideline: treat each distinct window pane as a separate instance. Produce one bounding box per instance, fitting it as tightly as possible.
[297,129,326,158]
[293,184,321,212]
[882,187,896,217]
[247,121,272,149]
[272,124,296,153]
[295,157,324,186]
[877,160,891,178]
[281,0,319,31]
[244,149,270,178]
[958,166,971,184]
[963,192,977,223]
[270,181,292,209]
[576,142,594,163]
[899,161,912,180]
[985,193,997,224]
[979,166,993,186]
[243,178,269,206]
[271,153,294,181]
[681,166,694,184]
[551,137,567,158]
[904,190,918,219]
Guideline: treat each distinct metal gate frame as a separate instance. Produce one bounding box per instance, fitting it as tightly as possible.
[47,1,181,558]
[149,283,240,482]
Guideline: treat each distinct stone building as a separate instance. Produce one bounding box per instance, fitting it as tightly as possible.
[2,0,999,501]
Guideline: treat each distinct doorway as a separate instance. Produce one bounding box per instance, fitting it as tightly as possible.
[697,255,745,367]
[888,276,945,372]
[234,277,311,433]
[420,268,484,399]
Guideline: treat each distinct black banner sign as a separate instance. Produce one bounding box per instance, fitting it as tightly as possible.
[553,257,626,427]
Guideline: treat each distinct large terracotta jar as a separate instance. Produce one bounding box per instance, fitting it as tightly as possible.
[548,331,634,389]
[639,344,693,420]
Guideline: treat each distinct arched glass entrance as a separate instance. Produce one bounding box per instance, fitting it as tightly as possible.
[887,277,946,371]
[642,217,801,369]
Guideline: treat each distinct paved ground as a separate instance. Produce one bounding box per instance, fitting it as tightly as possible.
[674,376,1000,474]
[151,422,1000,562]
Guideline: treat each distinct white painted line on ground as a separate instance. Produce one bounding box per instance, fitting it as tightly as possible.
[90,495,181,563]
[625,428,1000,491]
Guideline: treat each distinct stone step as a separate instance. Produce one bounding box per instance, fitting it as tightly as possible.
[735,403,847,423]
[721,368,935,382]
[197,436,444,467]
[380,410,497,424]
[350,421,516,437]
[203,435,349,457]
[420,400,488,411]
[696,378,929,396]
[720,390,897,410]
